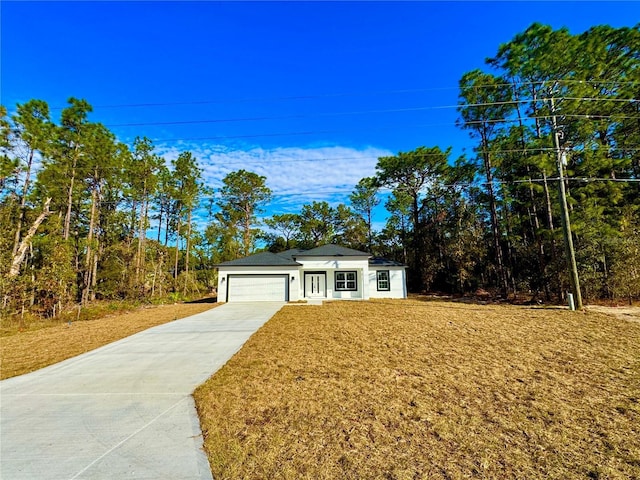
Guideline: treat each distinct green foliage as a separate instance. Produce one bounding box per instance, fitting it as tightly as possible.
[211,169,271,257]
[349,177,380,249]
[1,100,210,318]
[295,201,339,248]
[375,146,454,290]
[609,213,640,302]
[264,213,299,251]
[451,22,640,301]
[26,217,76,317]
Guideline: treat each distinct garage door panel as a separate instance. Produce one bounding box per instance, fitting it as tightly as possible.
[227,275,288,302]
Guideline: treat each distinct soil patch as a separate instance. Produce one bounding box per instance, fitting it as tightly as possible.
[586,304,640,323]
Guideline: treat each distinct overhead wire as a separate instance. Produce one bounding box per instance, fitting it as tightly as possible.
[16,144,640,174]
[144,115,640,143]
[102,97,639,129]
[6,79,638,241]
[7,86,640,199]
[77,175,640,207]
[46,78,640,111]
[16,82,639,147]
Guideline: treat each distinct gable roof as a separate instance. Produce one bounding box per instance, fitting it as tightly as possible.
[276,248,307,261]
[215,245,397,268]
[215,251,301,267]
[293,244,371,258]
[369,257,406,267]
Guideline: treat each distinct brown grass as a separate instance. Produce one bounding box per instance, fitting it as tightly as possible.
[194,299,640,480]
[0,303,216,379]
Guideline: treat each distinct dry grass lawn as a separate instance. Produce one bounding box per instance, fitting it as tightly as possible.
[194,299,640,480]
[1,302,216,379]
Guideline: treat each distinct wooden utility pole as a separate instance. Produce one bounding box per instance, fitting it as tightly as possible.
[549,94,583,310]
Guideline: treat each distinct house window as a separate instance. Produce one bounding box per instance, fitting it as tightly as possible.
[335,271,357,291]
[377,270,390,291]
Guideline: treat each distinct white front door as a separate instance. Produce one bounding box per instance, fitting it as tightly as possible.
[304,273,326,298]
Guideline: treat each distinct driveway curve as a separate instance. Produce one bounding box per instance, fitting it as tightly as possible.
[0,302,284,480]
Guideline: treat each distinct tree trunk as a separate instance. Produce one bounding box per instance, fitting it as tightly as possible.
[531,85,542,139]
[63,160,77,240]
[410,192,423,291]
[183,211,192,296]
[129,199,138,242]
[174,216,181,281]
[528,178,550,300]
[158,251,164,297]
[542,170,562,298]
[91,247,99,302]
[542,170,555,233]
[63,142,81,241]
[401,215,408,267]
[243,205,252,256]
[502,195,517,294]
[482,141,508,296]
[157,201,164,243]
[185,210,192,275]
[9,198,52,277]
[12,148,35,257]
[135,193,148,288]
[164,211,170,247]
[82,183,99,304]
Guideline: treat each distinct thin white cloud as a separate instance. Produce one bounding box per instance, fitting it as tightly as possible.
[156,143,393,215]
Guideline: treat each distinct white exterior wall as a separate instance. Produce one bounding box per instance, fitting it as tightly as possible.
[217,258,407,302]
[217,266,300,303]
[297,257,370,300]
[368,267,407,299]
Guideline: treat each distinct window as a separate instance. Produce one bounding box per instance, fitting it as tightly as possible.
[335,271,357,291]
[377,270,390,291]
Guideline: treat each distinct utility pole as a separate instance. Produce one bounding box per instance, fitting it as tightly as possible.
[549,93,583,310]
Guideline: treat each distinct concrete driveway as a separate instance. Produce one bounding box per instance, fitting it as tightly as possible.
[0,302,284,480]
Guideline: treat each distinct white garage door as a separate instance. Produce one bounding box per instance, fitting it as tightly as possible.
[227,275,289,302]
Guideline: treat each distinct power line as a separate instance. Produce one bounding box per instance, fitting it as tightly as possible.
[8,145,640,180]
[105,101,529,128]
[143,115,639,143]
[104,97,639,128]
[45,79,639,111]
[562,97,640,103]
[48,87,462,111]
[7,145,640,175]
[413,177,640,191]
[32,177,639,206]
[12,94,640,145]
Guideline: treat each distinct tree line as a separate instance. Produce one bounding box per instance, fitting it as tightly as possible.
[1,22,639,320]
[212,23,640,303]
[0,98,209,317]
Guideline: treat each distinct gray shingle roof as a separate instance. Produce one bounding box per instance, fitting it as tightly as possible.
[293,244,371,257]
[215,246,403,268]
[215,251,301,267]
[276,248,307,261]
[368,257,406,267]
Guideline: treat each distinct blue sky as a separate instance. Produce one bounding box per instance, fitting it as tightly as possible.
[2,1,638,229]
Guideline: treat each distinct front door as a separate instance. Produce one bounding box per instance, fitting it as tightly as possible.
[304,273,326,298]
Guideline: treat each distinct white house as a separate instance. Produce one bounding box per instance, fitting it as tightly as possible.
[215,244,407,302]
